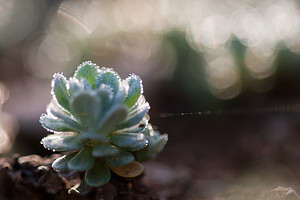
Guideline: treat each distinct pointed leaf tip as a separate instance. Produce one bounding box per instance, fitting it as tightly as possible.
[124,74,142,108]
[74,61,99,89]
[95,69,121,94]
[52,73,71,111]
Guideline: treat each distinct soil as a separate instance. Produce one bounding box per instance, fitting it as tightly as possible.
[143,113,300,200]
[0,154,159,200]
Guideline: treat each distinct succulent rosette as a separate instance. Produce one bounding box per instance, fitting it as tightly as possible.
[40,61,167,188]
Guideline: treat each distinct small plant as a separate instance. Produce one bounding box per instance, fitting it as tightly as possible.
[40,61,168,189]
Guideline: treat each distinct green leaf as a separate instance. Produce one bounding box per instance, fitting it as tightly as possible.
[129,95,146,112]
[52,152,77,170]
[113,80,128,105]
[143,124,168,153]
[96,105,128,135]
[81,78,92,90]
[85,160,111,187]
[78,132,108,142]
[114,125,145,134]
[117,103,149,129]
[95,86,113,117]
[136,125,168,162]
[95,69,120,94]
[150,133,168,154]
[47,101,81,130]
[68,147,95,171]
[105,150,134,166]
[110,133,148,151]
[92,144,119,157]
[135,147,153,162]
[124,74,142,108]
[68,78,84,97]
[52,73,70,111]
[41,132,85,151]
[97,85,113,105]
[74,61,99,89]
[40,114,80,132]
[141,123,152,136]
[70,91,100,127]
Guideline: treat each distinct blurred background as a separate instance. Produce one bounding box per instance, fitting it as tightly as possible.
[1,0,300,199]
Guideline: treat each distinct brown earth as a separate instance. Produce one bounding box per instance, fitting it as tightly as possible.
[0,154,159,200]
